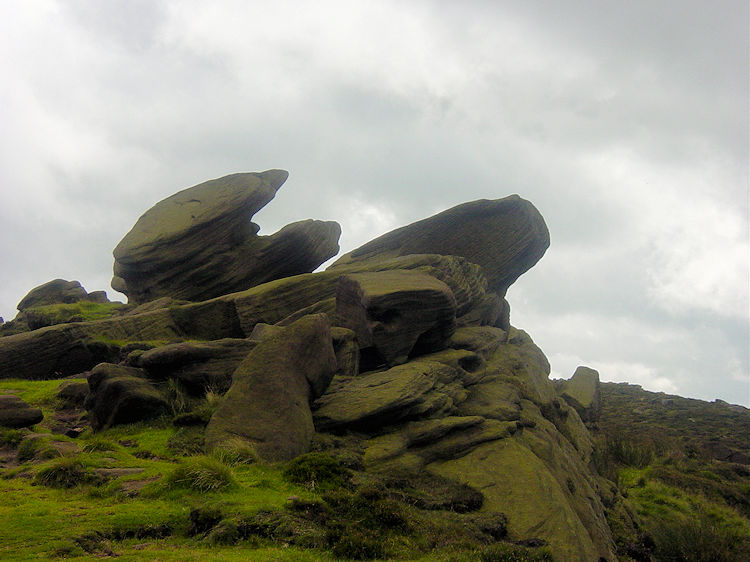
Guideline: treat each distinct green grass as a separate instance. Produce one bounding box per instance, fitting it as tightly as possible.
[27,301,126,325]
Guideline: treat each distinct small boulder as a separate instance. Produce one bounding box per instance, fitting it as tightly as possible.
[204,314,337,461]
[56,380,90,408]
[334,270,457,368]
[0,395,43,428]
[85,363,169,431]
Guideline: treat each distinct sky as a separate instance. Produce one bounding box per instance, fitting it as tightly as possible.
[0,0,748,406]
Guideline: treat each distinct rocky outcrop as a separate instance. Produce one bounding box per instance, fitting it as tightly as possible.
[2,177,633,559]
[557,366,602,422]
[85,363,169,431]
[204,314,337,461]
[0,395,43,428]
[330,195,550,297]
[16,279,108,311]
[334,271,456,368]
[133,338,257,395]
[112,171,341,303]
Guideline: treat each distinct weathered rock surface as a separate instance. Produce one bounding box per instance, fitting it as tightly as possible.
[334,270,456,367]
[112,170,341,303]
[16,279,92,311]
[85,363,169,431]
[134,338,256,395]
[313,325,617,560]
[2,182,634,559]
[313,360,463,432]
[0,395,43,428]
[205,314,337,461]
[557,365,602,422]
[330,195,550,297]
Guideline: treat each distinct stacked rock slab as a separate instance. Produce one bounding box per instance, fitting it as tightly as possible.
[334,270,457,368]
[1,176,634,559]
[112,170,342,303]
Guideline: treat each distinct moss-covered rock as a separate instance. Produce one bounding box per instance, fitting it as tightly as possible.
[330,195,550,298]
[135,338,256,395]
[334,270,456,367]
[428,437,615,561]
[85,363,169,430]
[0,394,43,428]
[313,360,461,432]
[204,314,337,461]
[557,365,602,422]
[112,170,341,303]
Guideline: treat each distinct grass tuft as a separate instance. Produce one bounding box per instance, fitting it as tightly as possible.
[165,456,236,492]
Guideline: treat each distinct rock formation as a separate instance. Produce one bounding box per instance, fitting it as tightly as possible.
[0,395,43,428]
[15,279,109,312]
[0,171,635,559]
[330,195,550,298]
[557,365,602,422]
[112,170,341,303]
[204,314,337,462]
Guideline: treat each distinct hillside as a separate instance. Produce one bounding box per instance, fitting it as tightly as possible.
[591,383,750,561]
[1,171,747,561]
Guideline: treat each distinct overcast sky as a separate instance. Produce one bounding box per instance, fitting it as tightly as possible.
[1,1,747,405]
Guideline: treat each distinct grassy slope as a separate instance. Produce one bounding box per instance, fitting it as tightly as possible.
[0,379,552,562]
[595,383,750,561]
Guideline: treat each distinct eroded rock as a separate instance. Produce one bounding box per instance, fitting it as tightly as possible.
[0,395,43,428]
[331,195,549,297]
[557,366,602,422]
[135,338,256,395]
[204,314,337,461]
[112,170,341,303]
[334,270,456,368]
[85,363,169,431]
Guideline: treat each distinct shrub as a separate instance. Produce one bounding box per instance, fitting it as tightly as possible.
[283,452,351,491]
[210,438,258,466]
[166,427,204,456]
[17,436,60,463]
[165,456,236,492]
[0,428,26,447]
[187,505,224,536]
[652,510,749,562]
[477,543,554,561]
[207,518,240,545]
[34,457,104,489]
[82,438,118,453]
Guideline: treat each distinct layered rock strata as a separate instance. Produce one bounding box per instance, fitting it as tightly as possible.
[112,170,341,303]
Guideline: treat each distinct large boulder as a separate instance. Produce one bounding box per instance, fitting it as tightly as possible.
[85,363,169,431]
[334,270,457,368]
[204,314,337,462]
[330,195,550,297]
[16,279,90,311]
[112,170,341,303]
[557,366,602,423]
[0,395,43,428]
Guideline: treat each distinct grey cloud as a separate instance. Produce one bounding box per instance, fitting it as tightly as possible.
[0,0,746,405]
